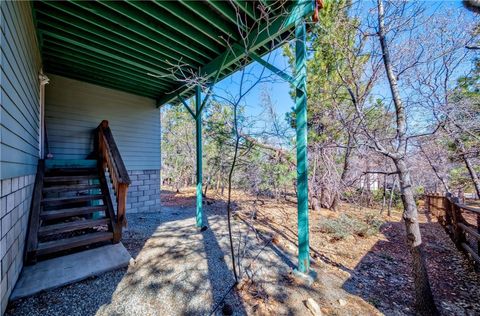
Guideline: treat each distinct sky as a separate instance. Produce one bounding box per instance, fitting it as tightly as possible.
[214,47,295,125]
[209,0,476,136]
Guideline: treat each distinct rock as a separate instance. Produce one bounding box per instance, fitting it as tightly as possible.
[287,243,297,253]
[338,298,347,306]
[305,297,322,316]
[129,258,136,266]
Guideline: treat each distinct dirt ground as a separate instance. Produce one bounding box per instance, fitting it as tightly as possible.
[164,187,480,316]
[7,188,480,316]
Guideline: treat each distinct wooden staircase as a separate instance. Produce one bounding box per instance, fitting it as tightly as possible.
[26,121,131,264]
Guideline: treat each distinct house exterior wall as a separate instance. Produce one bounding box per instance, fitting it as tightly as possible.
[0,2,41,314]
[45,74,161,213]
[45,74,160,170]
[0,176,35,314]
[0,1,41,179]
[127,170,161,213]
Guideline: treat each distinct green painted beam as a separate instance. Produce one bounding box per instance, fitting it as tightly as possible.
[43,54,161,93]
[40,30,168,77]
[43,49,169,90]
[30,1,44,58]
[156,0,315,106]
[35,8,187,78]
[195,85,203,228]
[42,1,203,65]
[236,1,257,20]
[177,95,196,119]
[250,52,295,84]
[43,55,163,91]
[70,0,210,61]
[36,18,175,82]
[46,64,158,96]
[43,41,171,89]
[33,1,314,102]
[38,24,172,77]
[126,1,223,52]
[97,1,216,59]
[178,1,240,40]
[295,19,309,273]
[44,63,159,94]
[207,1,239,25]
[46,68,155,98]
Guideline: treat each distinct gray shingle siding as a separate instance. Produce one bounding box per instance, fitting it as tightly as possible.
[0,1,42,180]
[45,74,161,171]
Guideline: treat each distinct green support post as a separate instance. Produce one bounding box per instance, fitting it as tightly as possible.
[295,19,309,273]
[195,85,203,228]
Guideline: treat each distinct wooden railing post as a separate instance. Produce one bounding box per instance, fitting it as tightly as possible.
[99,120,108,170]
[432,194,437,217]
[425,194,430,214]
[432,194,435,214]
[444,193,453,231]
[96,120,131,244]
[451,197,466,248]
[114,183,128,242]
[438,194,445,224]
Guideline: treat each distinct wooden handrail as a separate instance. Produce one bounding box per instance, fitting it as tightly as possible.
[457,203,480,215]
[425,193,480,265]
[25,159,45,264]
[97,120,131,185]
[97,120,130,242]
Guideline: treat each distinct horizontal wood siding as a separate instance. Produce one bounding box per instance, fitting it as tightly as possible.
[0,1,41,180]
[45,74,160,170]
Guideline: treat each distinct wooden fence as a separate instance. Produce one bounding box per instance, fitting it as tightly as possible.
[425,193,480,266]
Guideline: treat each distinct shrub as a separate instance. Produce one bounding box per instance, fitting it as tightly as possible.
[319,212,384,241]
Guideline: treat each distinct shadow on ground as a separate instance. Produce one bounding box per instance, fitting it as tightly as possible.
[6,190,250,315]
[342,214,480,316]
[6,189,242,315]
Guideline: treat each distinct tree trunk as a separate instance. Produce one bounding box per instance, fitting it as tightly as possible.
[308,181,321,211]
[381,174,387,214]
[203,181,209,198]
[462,154,480,198]
[216,173,220,191]
[377,1,438,312]
[388,177,396,216]
[395,158,438,315]
[331,133,354,211]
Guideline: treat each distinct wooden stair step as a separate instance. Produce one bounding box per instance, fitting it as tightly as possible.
[39,218,110,237]
[44,175,98,182]
[42,194,104,206]
[45,168,98,176]
[37,232,113,256]
[41,206,107,220]
[45,159,97,169]
[43,184,101,194]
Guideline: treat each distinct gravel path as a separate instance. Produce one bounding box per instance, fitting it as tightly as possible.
[6,205,247,316]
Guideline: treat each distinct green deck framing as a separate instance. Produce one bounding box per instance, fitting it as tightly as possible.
[32,0,316,273]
